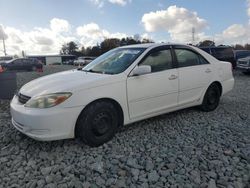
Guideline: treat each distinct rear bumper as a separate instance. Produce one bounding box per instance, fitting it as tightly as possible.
[222,78,234,95]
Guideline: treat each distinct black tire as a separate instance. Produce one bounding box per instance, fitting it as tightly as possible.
[75,101,119,147]
[200,84,220,112]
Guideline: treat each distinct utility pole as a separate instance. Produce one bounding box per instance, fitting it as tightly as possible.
[2,37,7,56]
[192,27,195,45]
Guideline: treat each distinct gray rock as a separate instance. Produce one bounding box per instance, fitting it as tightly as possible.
[37,179,46,188]
[207,171,217,179]
[131,168,140,181]
[45,183,56,188]
[41,167,52,176]
[159,170,171,177]
[90,162,104,174]
[57,184,68,188]
[166,163,176,170]
[148,170,159,182]
[190,170,201,184]
[82,182,91,188]
[45,175,54,184]
[145,160,154,171]
[95,177,105,186]
[234,179,243,188]
[106,178,116,186]
[208,179,217,188]
[69,180,82,188]
[140,182,149,188]
[115,179,126,188]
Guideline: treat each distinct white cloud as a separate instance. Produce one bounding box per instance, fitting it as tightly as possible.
[0,19,130,56]
[89,0,104,8]
[214,24,250,45]
[50,18,70,33]
[141,5,208,43]
[89,0,131,7]
[0,25,8,40]
[108,0,128,6]
[76,23,108,38]
[76,22,128,47]
[222,24,247,39]
[0,18,75,56]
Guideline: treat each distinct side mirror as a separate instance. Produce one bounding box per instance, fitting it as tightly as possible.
[131,65,151,76]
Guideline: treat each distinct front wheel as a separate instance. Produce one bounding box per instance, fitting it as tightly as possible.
[200,84,220,112]
[75,101,119,147]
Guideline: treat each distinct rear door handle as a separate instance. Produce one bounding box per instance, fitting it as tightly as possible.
[205,68,212,73]
[168,75,178,80]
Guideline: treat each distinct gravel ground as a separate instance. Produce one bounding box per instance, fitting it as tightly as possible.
[0,65,250,188]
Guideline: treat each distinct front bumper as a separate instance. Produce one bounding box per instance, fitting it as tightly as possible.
[237,65,250,72]
[10,95,84,141]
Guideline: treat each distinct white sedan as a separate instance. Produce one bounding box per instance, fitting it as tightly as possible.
[11,43,234,146]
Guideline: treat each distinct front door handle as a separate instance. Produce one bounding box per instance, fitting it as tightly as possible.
[168,75,178,80]
[205,68,212,73]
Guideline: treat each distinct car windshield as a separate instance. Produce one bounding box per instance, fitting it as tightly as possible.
[236,51,250,59]
[82,48,145,74]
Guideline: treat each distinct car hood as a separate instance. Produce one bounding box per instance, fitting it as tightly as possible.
[20,69,118,97]
[238,56,250,61]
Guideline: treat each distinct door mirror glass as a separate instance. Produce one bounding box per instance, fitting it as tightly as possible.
[131,65,151,76]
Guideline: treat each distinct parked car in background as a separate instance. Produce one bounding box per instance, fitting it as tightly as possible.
[62,59,74,65]
[11,43,234,146]
[74,57,95,66]
[234,50,250,62]
[49,62,62,65]
[0,58,43,71]
[237,56,250,74]
[0,56,14,63]
[199,46,236,68]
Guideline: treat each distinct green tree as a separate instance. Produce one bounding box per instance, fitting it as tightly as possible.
[244,44,250,50]
[60,41,80,55]
[234,44,244,50]
[198,40,215,47]
[100,38,120,53]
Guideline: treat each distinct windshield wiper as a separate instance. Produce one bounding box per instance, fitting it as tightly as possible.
[79,68,114,75]
[88,69,105,74]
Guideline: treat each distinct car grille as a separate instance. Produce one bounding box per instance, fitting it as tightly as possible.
[18,93,31,104]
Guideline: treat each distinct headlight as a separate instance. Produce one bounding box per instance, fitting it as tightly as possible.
[25,92,72,108]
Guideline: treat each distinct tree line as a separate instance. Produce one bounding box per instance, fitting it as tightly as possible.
[60,37,153,57]
[60,39,250,57]
[197,40,250,50]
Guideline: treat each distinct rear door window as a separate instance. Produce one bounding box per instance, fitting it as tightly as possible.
[175,49,200,68]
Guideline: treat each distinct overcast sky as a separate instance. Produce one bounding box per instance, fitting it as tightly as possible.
[0,0,249,55]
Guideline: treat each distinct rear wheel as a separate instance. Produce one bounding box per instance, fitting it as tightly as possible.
[200,84,220,112]
[75,101,118,147]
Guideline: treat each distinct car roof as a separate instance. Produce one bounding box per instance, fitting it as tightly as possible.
[118,43,192,49]
[200,46,233,49]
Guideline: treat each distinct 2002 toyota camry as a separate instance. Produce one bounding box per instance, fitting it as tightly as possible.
[11,43,234,146]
